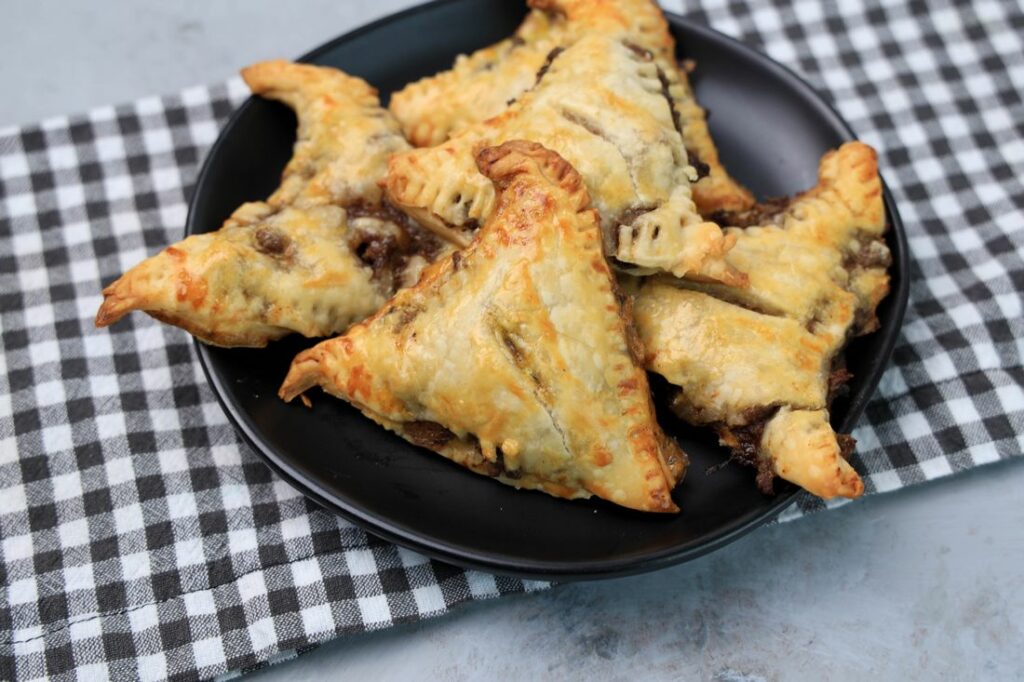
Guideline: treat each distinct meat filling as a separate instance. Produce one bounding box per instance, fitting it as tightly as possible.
[478,446,522,480]
[705,399,857,496]
[844,237,892,270]
[345,202,446,290]
[706,196,791,227]
[404,420,456,448]
[685,148,710,180]
[836,433,856,460]
[654,65,684,139]
[350,230,402,282]
[253,226,291,256]
[622,41,654,61]
[827,364,853,405]
[534,47,565,86]
[719,416,777,494]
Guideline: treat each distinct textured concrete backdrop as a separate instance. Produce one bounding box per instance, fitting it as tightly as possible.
[4,2,1022,680]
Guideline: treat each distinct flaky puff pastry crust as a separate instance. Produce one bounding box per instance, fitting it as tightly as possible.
[758,408,863,501]
[97,61,442,347]
[386,34,744,285]
[95,203,387,347]
[281,141,685,513]
[633,142,888,500]
[687,142,889,340]
[244,60,411,207]
[634,285,833,427]
[388,8,562,149]
[388,0,753,215]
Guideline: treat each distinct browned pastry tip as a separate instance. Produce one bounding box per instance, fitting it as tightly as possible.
[95,280,133,328]
[240,59,378,101]
[475,140,588,209]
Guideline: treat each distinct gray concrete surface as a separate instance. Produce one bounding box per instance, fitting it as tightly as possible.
[0,0,419,126]
[246,461,1024,681]
[4,2,1022,680]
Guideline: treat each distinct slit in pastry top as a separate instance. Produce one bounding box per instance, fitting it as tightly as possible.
[389,0,754,215]
[280,140,686,513]
[386,34,745,285]
[632,142,890,501]
[95,60,447,347]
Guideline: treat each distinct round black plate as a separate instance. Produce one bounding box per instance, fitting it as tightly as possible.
[188,0,909,580]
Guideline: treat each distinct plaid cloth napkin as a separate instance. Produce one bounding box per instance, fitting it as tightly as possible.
[1,1,1022,679]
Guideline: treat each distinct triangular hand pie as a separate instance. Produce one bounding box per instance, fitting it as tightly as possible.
[389,0,753,215]
[632,142,889,500]
[280,141,686,513]
[386,34,744,284]
[96,61,445,347]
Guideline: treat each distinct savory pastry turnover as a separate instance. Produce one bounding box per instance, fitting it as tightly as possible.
[388,0,754,215]
[386,34,744,285]
[633,142,889,500]
[96,60,444,347]
[280,141,686,513]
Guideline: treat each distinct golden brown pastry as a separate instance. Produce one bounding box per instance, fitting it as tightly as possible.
[634,286,836,427]
[683,142,889,338]
[388,8,562,148]
[756,408,863,501]
[388,0,753,215]
[386,34,744,285]
[244,60,409,208]
[96,61,445,347]
[633,142,890,500]
[280,141,685,513]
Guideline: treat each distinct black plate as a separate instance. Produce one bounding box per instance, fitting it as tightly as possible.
[188,0,909,580]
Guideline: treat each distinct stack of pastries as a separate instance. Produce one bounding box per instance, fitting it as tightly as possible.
[98,0,890,513]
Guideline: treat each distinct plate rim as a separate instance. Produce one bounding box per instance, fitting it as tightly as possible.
[187,0,910,581]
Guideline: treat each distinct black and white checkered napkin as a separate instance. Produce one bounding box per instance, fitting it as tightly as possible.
[1,1,1021,679]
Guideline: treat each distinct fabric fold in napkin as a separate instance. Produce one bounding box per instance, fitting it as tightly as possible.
[1,1,1022,680]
